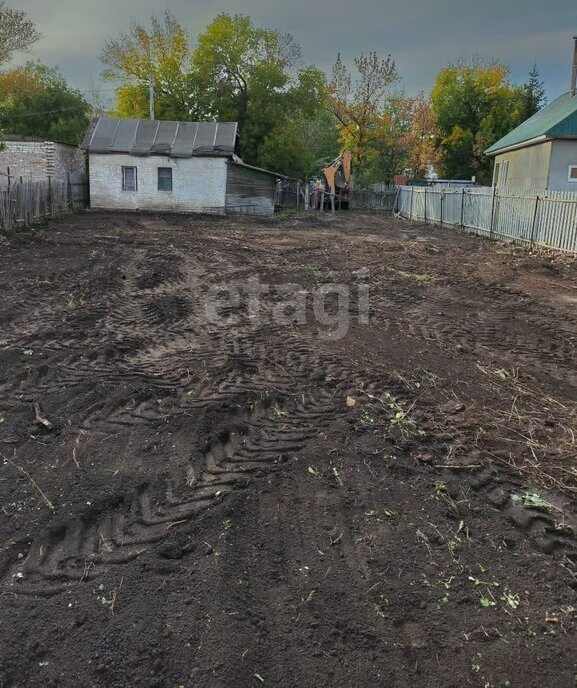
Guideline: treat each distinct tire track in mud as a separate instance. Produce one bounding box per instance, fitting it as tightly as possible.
[1,377,360,596]
[401,283,577,388]
[459,464,577,561]
[5,239,576,598]
[1,246,388,596]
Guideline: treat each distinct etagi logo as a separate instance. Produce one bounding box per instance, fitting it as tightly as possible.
[201,269,370,340]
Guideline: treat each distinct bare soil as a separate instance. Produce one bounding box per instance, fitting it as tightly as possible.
[1,210,577,688]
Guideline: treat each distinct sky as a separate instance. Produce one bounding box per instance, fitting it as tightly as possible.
[8,0,577,104]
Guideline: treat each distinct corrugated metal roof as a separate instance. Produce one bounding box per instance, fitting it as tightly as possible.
[81,117,238,157]
[485,93,577,155]
[230,155,285,179]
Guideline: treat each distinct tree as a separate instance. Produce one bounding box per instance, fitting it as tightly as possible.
[431,59,525,182]
[405,94,443,179]
[193,14,298,125]
[522,64,547,120]
[328,52,398,173]
[102,13,329,174]
[361,92,442,185]
[0,2,41,148]
[0,1,41,65]
[258,109,340,180]
[101,11,196,120]
[192,14,321,165]
[0,62,90,144]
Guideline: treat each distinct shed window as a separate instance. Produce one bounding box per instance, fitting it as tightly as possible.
[158,167,173,191]
[122,166,137,191]
[568,165,577,182]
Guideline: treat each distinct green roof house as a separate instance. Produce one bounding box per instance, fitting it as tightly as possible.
[485,38,577,191]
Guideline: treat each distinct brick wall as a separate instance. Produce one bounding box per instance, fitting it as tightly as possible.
[88,153,228,212]
[49,143,86,181]
[0,140,86,182]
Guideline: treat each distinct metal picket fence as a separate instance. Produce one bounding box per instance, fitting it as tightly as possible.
[397,186,577,253]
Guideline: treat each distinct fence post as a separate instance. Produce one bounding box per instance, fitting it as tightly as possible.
[409,187,414,220]
[529,195,540,248]
[489,186,497,238]
[67,171,73,212]
[440,190,444,228]
[460,189,465,231]
[47,175,53,218]
[424,187,427,223]
[394,187,400,214]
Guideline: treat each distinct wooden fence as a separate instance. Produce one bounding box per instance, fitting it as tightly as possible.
[397,186,577,253]
[276,179,303,209]
[0,174,88,233]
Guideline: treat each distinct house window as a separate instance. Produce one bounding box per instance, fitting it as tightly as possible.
[501,160,510,186]
[493,161,501,186]
[122,166,137,191]
[158,167,173,191]
[568,165,577,182]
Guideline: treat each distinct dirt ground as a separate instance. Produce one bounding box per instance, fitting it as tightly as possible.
[1,210,577,688]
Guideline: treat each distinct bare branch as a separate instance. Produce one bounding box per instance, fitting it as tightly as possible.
[0,1,41,65]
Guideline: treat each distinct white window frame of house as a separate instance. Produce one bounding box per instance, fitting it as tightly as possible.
[158,167,173,192]
[122,166,137,191]
[501,160,510,186]
[568,165,577,182]
[492,161,501,186]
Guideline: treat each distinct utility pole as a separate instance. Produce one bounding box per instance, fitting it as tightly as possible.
[149,74,155,120]
[570,36,577,97]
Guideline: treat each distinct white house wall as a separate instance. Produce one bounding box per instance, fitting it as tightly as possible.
[547,140,577,192]
[88,154,228,212]
[494,141,552,191]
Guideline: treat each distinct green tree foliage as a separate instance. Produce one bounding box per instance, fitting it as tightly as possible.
[102,12,334,175]
[258,110,340,179]
[191,14,328,167]
[431,59,526,182]
[0,62,90,144]
[101,11,197,120]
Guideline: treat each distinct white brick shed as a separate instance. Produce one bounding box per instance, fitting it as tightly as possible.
[82,118,282,216]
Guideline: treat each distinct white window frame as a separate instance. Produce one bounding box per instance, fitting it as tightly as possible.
[568,165,577,182]
[158,167,173,192]
[501,160,510,186]
[122,166,137,191]
[492,161,501,186]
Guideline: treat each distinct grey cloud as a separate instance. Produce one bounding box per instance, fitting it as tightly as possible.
[10,0,577,101]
